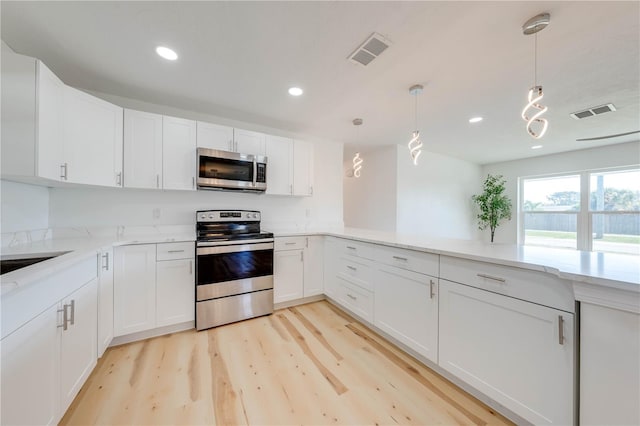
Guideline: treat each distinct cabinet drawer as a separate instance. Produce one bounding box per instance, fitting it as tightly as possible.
[440,256,575,313]
[337,256,375,291]
[336,277,374,323]
[275,236,305,251]
[373,245,438,277]
[336,238,376,260]
[156,242,194,261]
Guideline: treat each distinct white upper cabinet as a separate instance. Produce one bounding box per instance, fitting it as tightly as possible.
[36,61,65,181]
[62,85,123,187]
[197,121,234,152]
[124,109,163,189]
[234,128,266,156]
[162,116,196,191]
[265,135,293,195]
[293,140,314,196]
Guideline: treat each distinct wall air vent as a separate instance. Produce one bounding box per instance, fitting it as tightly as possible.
[570,103,617,120]
[348,32,392,66]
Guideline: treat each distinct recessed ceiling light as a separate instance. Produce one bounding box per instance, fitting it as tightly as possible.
[156,46,178,61]
[469,116,483,123]
[288,87,303,96]
[531,145,543,150]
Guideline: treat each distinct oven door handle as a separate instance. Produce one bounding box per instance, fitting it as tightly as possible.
[197,242,274,255]
[197,238,274,247]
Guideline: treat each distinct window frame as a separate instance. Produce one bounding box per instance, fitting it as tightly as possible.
[518,166,639,253]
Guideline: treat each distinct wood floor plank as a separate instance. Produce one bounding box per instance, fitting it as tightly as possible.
[60,301,514,426]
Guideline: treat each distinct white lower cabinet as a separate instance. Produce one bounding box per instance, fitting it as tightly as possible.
[274,249,304,304]
[375,266,438,363]
[323,237,339,298]
[336,277,374,322]
[114,244,157,336]
[59,279,98,411]
[1,304,59,425]
[97,247,114,357]
[303,236,323,297]
[156,258,195,327]
[439,279,574,425]
[114,242,195,338]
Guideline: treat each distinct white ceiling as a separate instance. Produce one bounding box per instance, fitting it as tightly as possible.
[1,1,639,165]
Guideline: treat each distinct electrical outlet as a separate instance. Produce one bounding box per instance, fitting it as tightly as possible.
[153,208,161,219]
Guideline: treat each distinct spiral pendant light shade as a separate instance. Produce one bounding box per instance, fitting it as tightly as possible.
[522,13,550,139]
[408,130,422,165]
[352,152,363,178]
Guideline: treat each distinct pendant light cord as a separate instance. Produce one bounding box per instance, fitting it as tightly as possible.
[534,29,538,87]
[414,93,418,131]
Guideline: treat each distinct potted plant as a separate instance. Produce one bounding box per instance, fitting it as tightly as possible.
[472,174,513,243]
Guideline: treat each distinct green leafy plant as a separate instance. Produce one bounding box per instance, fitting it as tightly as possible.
[472,174,513,242]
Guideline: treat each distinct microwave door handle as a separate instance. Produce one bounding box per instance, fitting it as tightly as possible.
[252,160,257,187]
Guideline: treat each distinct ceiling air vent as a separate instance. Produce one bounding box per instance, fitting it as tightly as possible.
[570,103,617,120]
[348,32,392,66]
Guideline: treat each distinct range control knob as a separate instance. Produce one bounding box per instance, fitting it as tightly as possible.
[208,214,214,219]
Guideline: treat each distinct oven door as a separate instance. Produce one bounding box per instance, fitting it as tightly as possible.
[196,241,274,300]
[197,148,262,191]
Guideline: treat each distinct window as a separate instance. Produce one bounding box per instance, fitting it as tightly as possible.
[520,167,640,255]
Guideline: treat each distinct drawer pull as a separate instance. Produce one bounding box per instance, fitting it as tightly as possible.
[392,256,408,261]
[558,315,564,345]
[168,250,185,253]
[57,305,69,331]
[429,280,435,299]
[347,265,357,271]
[347,294,357,300]
[285,242,297,245]
[476,273,506,283]
[346,246,356,250]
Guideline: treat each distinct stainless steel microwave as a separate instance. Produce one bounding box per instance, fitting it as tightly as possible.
[196,148,267,192]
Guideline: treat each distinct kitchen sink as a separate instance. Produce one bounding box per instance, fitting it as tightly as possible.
[0,251,71,275]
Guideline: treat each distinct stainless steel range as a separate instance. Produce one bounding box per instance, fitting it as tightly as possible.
[195,210,274,330]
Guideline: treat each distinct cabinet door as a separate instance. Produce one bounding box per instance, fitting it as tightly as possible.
[36,60,65,182]
[98,248,114,357]
[163,116,196,190]
[156,258,195,327]
[1,304,59,426]
[62,86,123,187]
[265,135,294,195]
[375,266,438,363]
[293,139,314,196]
[113,244,157,336]
[124,109,163,189]
[234,128,265,156]
[303,236,324,297]
[59,279,98,412]
[323,238,339,298]
[439,279,574,425]
[274,249,304,304]
[197,121,234,151]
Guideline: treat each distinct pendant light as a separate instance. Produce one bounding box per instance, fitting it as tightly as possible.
[521,13,550,139]
[408,84,423,165]
[352,118,363,178]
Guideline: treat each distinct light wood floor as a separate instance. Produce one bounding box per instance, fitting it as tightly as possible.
[61,301,513,425]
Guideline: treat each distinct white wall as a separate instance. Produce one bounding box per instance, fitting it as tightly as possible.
[482,141,640,244]
[48,141,343,231]
[343,146,397,231]
[0,180,49,232]
[396,146,482,239]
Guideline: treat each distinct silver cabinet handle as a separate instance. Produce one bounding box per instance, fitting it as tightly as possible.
[558,315,564,345]
[430,279,436,299]
[346,246,356,250]
[57,305,69,331]
[60,163,68,180]
[189,260,193,275]
[300,251,304,262]
[116,172,122,185]
[347,265,357,271]
[192,176,195,188]
[102,252,109,270]
[393,256,408,261]
[310,186,313,195]
[305,237,309,248]
[156,174,160,188]
[69,299,75,326]
[347,294,357,300]
[477,273,506,283]
[168,250,185,253]
[284,242,296,245]
[290,184,293,194]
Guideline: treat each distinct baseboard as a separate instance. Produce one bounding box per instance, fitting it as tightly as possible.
[109,321,195,347]
[274,294,325,310]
